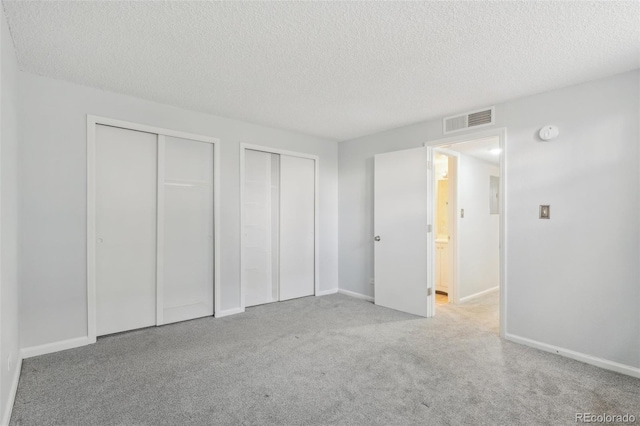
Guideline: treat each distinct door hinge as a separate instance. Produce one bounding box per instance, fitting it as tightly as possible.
[427,224,432,233]
[427,288,433,296]
[427,161,432,170]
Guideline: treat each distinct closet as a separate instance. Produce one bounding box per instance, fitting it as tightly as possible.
[242,148,316,307]
[94,124,215,336]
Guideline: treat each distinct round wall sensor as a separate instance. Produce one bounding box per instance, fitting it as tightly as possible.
[539,125,559,141]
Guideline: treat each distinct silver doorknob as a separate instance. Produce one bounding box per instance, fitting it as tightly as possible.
[374,236,381,242]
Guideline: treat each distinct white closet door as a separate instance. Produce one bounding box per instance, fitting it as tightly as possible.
[96,125,157,336]
[161,136,214,324]
[243,150,279,307]
[279,155,315,301]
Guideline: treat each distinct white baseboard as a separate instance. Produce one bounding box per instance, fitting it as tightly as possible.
[20,336,95,359]
[1,356,22,426]
[316,288,338,296]
[459,286,499,303]
[215,307,245,318]
[505,333,640,379]
[338,289,374,302]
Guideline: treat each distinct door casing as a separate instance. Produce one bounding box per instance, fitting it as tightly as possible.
[425,127,507,338]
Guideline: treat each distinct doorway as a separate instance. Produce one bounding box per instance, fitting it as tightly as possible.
[428,130,506,336]
[372,128,506,337]
[432,136,502,331]
[432,150,456,305]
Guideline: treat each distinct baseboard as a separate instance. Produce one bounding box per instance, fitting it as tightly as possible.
[459,286,499,303]
[215,307,245,318]
[505,333,640,379]
[1,356,22,426]
[20,336,95,359]
[316,288,338,296]
[338,289,374,302]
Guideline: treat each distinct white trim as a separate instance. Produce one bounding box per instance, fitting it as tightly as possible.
[241,143,320,162]
[86,115,221,341]
[239,144,246,310]
[213,135,222,318]
[424,127,506,148]
[239,143,321,310]
[499,129,507,340]
[505,333,640,379]
[316,288,338,296]
[86,116,216,144]
[426,147,435,317]
[1,357,22,426]
[87,118,97,339]
[215,307,245,318]
[20,336,95,359]
[156,135,165,326]
[459,286,499,303]
[426,127,508,339]
[338,289,374,302]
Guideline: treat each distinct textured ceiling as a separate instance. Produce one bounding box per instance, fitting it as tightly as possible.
[3,1,639,141]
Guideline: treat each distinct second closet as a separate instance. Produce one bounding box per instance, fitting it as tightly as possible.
[242,148,316,307]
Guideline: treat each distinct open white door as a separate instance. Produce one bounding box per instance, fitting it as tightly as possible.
[374,146,433,317]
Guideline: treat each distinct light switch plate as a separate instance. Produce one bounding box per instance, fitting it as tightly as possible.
[540,205,550,219]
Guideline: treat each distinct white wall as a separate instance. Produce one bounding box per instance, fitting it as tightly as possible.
[457,154,499,299]
[0,6,20,424]
[18,73,339,349]
[501,71,639,369]
[339,70,639,369]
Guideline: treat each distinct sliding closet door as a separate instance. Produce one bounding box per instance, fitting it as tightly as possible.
[279,155,315,301]
[95,125,157,336]
[161,136,214,324]
[243,150,279,307]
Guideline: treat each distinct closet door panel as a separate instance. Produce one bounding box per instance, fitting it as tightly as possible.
[96,125,157,336]
[243,150,278,307]
[162,137,214,324]
[279,155,315,301]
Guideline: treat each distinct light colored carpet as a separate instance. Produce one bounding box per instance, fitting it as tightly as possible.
[10,292,640,425]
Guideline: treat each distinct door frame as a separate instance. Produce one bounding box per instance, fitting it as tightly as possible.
[239,143,320,310]
[425,127,507,338]
[87,115,221,342]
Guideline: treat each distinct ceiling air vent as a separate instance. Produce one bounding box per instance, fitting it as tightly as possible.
[443,106,495,134]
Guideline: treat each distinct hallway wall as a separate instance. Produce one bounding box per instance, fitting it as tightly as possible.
[457,154,500,300]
